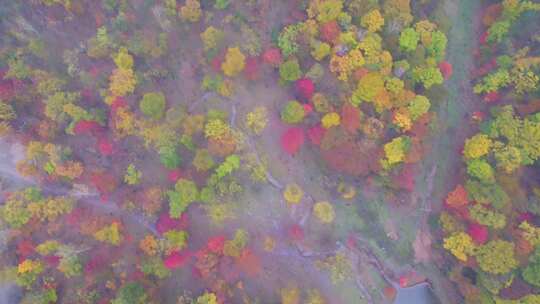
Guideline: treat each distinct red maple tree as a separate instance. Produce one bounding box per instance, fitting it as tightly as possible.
[281,127,305,155]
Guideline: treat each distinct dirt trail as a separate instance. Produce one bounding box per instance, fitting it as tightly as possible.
[412,0,484,303]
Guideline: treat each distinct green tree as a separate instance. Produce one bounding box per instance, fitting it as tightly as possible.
[112,282,148,304]
[223,229,249,257]
[5,56,31,80]
[94,222,123,245]
[140,92,166,120]
[487,21,511,44]
[140,257,171,279]
[0,102,16,121]
[517,119,540,165]
[399,27,419,52]
[164,230,188,251]
[196,292,218,304]
[469,204,506,229]
[124,164,142,185]
[312,0,343,23]
[57,255,82,278]
[487,106,540,165]
[381,136,411,169]
[511,66,539,95]
[443,232,475,262]
[193,149,215,172]
[475,240,518,274]
[467,159,495,184]
[493,144,522,173]
[311,40,331,61]
[200,26,224,51]
[278,24,300,57]
[281,101,305,124]
[473,69,511,94]
[168,179,199,218]
[114,47,134,70]
[45,92,80,122]
[465,179,509,209]
[279,59,302,82]
[214,0,229,10]
[411,66,443,89]
[214,155,240,179]
[20,288,57,304]
[1,199,32,228]
[382,0,413,27]
[522,247,540,287]
[354,72,385,103]
[425,30,447,61]
[463,134,492,160]
[199,186,216,204]
[159,146,181,169]
[408,95,430,120]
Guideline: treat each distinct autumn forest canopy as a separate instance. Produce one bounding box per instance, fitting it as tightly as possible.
[0,0,540,303]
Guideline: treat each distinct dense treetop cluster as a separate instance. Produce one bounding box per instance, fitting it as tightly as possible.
[1,0,539,303]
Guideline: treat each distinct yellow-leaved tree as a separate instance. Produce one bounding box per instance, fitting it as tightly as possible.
[222,47,246,77]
